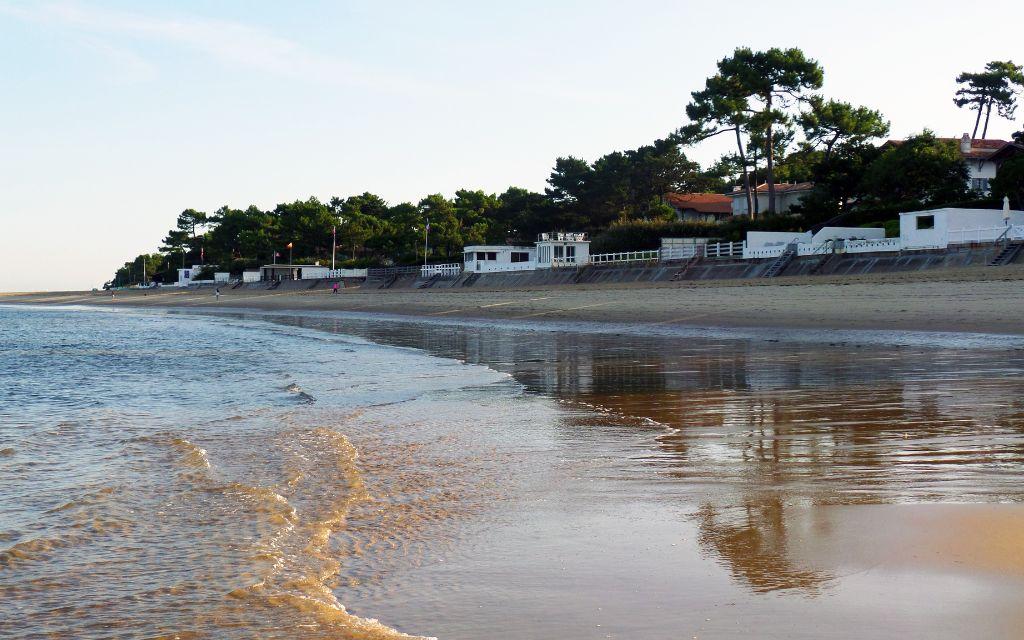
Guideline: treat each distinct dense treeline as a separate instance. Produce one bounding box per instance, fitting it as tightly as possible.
[110,50,1024,287]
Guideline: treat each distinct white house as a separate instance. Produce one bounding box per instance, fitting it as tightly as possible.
[259,264,331,281]
[176,265,204,286]
[900,207,1024,250]
[462,245,535,274]
[536,232,590,268]
[728,182,814,216]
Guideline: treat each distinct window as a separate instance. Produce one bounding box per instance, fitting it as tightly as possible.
[916,215,935,230]
[554,245,564,258]
[464,252,473,263]
[487,252,497,261]
[476,252,487,260]
[539,246,550,263]
[565,246,576,258]
[511,252,530,263]
[971,178,990,193]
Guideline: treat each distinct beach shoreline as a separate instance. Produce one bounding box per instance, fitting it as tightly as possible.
[5,264,1023,336]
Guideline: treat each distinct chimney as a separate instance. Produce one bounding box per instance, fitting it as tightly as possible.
[960,133,972,153]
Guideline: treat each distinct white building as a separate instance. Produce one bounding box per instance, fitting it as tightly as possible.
[900,207,1024,250]
[536,232,590,268]
[462,245,535,273]
[176,265,204,286]
[259,264,331,281]
[728,182,814,216]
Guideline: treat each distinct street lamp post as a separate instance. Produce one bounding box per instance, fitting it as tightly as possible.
[423,218,430,268]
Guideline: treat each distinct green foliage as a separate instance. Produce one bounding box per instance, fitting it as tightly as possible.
[954,60,1024,138]
[798,97,890,160]
[858,131,970,208]
[990,156,1024,208]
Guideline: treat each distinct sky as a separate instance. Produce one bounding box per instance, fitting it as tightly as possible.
[1,0,1022,291]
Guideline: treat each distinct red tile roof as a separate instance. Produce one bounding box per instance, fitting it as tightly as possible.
[726,182,815,197]
[883,137,1010,160]
[665,192,733,214]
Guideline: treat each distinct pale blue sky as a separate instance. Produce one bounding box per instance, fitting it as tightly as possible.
[1,0,1022,290]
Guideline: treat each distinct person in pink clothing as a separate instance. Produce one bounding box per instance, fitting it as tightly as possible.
[332,282,340,294]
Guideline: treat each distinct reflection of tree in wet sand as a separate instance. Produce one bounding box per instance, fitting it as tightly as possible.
[695,498,833,595]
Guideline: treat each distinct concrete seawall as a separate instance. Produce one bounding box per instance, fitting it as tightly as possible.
[382,244,1015,290]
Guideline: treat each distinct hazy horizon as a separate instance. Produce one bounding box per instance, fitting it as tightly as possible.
[2,0,1022,291]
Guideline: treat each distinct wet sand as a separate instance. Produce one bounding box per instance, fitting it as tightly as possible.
[5,269,1024,638]
[4,264,1023,335]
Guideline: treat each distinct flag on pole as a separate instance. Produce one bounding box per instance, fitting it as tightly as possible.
[200,246,204,262]
[286,242,293,249]
[275,252,280,258]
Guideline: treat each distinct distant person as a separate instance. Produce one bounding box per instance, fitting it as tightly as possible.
[214,287,221,301]
[332,282,339,294]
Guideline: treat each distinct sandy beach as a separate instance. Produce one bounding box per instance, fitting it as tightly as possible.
[5,264,1024,335]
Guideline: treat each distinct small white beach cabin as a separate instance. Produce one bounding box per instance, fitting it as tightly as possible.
[900,207,1024,250]
[536,232,590,268]
[462,245,536,273]
[176,265,205,287]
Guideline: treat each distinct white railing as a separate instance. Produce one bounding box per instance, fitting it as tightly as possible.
[421,263,462,278]
[660,245,701,261]
[704,241,746,259]
[589,250,660,265]
[328,268,368,278]
[947,226,1013,245]
[1010,225,1024,241]
[549,257,581,268]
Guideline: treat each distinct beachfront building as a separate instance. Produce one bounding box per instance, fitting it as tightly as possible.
[176,265,204,286]
[536,232,590,268]
[665,193,733,223]
[728,182,813,216]
[462,245,536,274]
[259,264,331,281]
[900,206,1024,250]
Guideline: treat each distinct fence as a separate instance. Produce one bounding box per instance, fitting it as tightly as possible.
[947,226,1015,245]
[660,244,701,261]
[327,268,368,278]
[703,241,745,259]
[421,263,462,278]
[367,266,422,278]
[589,249,660,265]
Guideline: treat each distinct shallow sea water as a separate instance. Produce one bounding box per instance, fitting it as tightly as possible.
[3,305,1024,639]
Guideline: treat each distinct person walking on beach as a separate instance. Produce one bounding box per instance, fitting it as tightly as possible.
[332,282,339,294]
[214,287,221,302]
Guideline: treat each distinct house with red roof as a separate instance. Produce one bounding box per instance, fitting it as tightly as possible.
[885,134,1024,195]
[664,193,733,223]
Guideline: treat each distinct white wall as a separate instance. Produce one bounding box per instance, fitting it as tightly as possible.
[811,227,886,244]
[900,208,1024,249]
[242,271,260,283]
[746,231,812,249]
